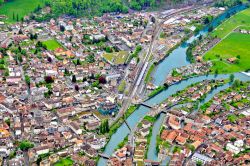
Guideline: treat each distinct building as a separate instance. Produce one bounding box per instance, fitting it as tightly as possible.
[191,153,213,165]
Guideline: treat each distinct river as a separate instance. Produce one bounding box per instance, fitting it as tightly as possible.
[97,5,249,166]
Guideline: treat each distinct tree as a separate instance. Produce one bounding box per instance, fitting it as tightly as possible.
[229,74,234,82]
[60,25,65,32]
[204,17,210,24]
[75,84,79,91]
[196,160,203,166]
[151,16,156,23]
[16,14,19,22]
[19,140,34,151]
[25,75,31,87]
[232,79,240,88]
[44,76,54,84]
[18,29,23,34]
[215,68,219,75]
[208,26,213,32]
[100,119,109,134]
[13,12,15,20]
[34,33,38,40]
[98,76,107,84]
[47,56,52,63]
[72,75,76,83]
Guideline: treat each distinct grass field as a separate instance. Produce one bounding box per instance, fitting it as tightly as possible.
[42,39,62,50]
[204,8,250,74]
[54,157,73,166]
[204,32,250,73]
[212,8,250,38]
[0,0,45,23]
[103,51,129,65]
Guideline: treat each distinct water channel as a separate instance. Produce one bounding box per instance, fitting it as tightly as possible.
[98,5,249,166]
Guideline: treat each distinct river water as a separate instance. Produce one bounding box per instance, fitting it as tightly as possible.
[98,5,249,166]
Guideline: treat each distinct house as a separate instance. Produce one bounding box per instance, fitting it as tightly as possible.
[168,116,181,130]
[165,131,178,143]
[227,57,237,63]
[8,157,25,166]
[69,122,82,135]
[40,159,50,166]
[34,145,51,156]
[142,120,151,129]
[6,76,22,85]
[49,154,59,164]
[85,121,100,131]
[115,147,128,161]
[140,128,150,137]
[175,135,187,145]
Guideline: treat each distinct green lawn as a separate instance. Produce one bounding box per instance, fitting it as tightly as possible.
[0,0,45,23]
[204,32,250,73]
[42,39,62,50]
[212,8,250,38]
[54,157,73,166]
[103,51,129,65]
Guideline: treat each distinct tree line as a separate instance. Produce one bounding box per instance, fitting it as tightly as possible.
[40,0,162,18]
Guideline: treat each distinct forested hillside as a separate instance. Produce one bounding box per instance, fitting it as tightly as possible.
[46,0,163,17]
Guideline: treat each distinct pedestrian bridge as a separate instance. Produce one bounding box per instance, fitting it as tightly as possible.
[99,153,110,159]
[141,102,153,108]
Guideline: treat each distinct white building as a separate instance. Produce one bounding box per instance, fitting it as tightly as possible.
[191,153,213,165]
[226,143,241,154]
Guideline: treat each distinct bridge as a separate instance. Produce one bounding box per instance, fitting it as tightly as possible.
[124,120,132,131]
[141,102,153,109]
[99,153,110,159]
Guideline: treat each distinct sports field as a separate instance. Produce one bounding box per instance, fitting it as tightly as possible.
[103,51,129,65]
[42,39,62,51]
[0,0,45,23]
[204,8,250,74]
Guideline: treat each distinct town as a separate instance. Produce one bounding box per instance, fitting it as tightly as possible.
[0,0,249,166]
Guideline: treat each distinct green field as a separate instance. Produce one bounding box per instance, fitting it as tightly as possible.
[103,51,129,65]
[42,39,62,50]
[0,0,45,23]
[204,8,250,74]
[212,8,250,38]
[54,157,73,166]
[204,32,250,73]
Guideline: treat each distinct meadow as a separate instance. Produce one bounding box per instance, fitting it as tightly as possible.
[204,8,250,74]
[212,8,250,38]
[0,0,45,23]
[204,32,250,73]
